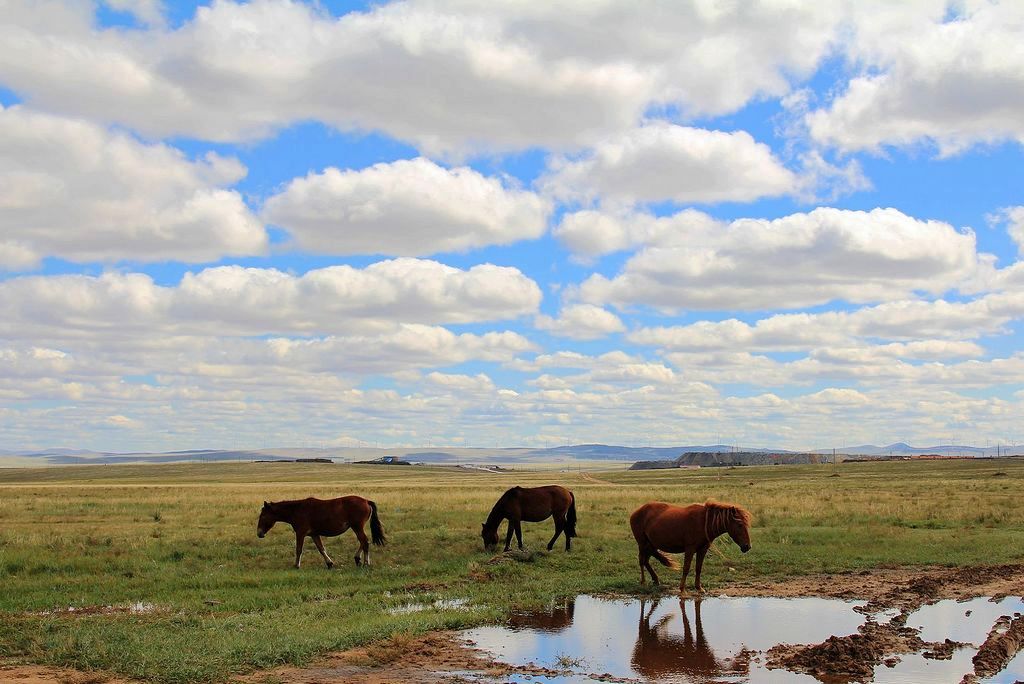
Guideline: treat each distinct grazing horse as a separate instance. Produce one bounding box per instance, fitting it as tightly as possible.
[481,485,577,552]
[629,500,751,591]
[256,496,386,568]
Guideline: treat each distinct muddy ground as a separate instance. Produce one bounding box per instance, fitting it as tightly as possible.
[5,563,1023,684]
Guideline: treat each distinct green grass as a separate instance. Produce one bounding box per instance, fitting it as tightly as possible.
[1,458,1022,682]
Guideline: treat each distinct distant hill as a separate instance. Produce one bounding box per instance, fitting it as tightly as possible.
[2,441,1020,467]
[630,451,824,470]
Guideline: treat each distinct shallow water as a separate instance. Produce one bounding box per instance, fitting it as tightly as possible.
[461,594,1024,683]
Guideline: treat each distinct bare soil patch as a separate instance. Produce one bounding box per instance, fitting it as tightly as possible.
[0,664,135,684]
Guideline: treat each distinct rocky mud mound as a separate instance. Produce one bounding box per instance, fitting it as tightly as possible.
[754,565,1024,683]
[765,614,961,680]
[963,613,1024,683]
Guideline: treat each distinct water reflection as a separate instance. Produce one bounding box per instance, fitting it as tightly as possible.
[507,599,575,632]
[632,598,747,681]
[463,594,1024,683]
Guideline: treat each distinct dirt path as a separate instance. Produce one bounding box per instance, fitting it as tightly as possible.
[580,471,614,485]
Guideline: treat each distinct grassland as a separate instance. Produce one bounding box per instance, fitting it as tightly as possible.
[1,458,1022,682]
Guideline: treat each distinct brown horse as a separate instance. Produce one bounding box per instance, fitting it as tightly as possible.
[481,485,577,552]
[257,496,386,568]
[629,500,751,591]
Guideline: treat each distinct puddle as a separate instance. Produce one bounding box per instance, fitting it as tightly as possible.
[461,595,1024,683]
[910,596,1024,644]
[387,598,470,615]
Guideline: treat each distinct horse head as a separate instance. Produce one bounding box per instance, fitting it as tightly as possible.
[481,522,499,550]
[724,506,752,553]
[257,501,278,538]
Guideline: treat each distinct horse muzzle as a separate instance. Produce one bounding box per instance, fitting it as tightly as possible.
[741,544,751,553]
[257,531,266,539]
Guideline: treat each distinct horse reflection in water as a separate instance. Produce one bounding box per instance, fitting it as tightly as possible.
[507,599,575,633]
[631,598,749,682]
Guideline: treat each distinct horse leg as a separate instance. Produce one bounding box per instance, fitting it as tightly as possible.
[644,552,660,586]
[547,514,565,551]
[679,550,694,592]
[694,546,708,593]
[354,525,370,566]
[514,520,523,550]
[638,549,646,584]
[503,520,515,552]
[312,535,334,569]
[294,532,306,569]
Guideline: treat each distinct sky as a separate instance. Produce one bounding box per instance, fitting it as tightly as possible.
[1,0,1023,452]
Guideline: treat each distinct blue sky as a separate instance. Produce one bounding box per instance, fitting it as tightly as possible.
[1,0,1023,451]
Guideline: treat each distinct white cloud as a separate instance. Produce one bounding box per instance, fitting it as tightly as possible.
[0,259,542,339]
[631,292,1024,362]
[103,0,165,27]
[0,105,265,268]
[0,0,844,153]
[993,206,1024,256]
[541,123,795,204]
[534,304,625,340]
[573,207,985,311]
[264,157,549,256]
[808,1,1024,154]
[555,208,717,259]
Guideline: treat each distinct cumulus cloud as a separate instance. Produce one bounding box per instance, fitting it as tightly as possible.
[555,208,718,259]
[0,0,844,153]
[572,207,986,311]
[629,295,1024,353]
[0,105,265,268]
[541,123,795,204]
[0,259,542,339]
[103,0,165,26]
[993,206,1024,256]
[808,1,1024,154]
[264,158,549,256]
[534,304,625,340]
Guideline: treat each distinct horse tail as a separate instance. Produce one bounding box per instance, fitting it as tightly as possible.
[565,491,578,538]
[368,500,386,547]
[651,549,680,570]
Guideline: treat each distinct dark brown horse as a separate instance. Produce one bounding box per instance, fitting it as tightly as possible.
[481,485,577,552]
[257,496,386,568]
[629,500,751,591]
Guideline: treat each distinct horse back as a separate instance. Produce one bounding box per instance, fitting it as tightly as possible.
[631,502,705,552]
[298,496,371,536]
[506,485,572,522]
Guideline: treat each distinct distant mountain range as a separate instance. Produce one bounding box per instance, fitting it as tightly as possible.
[1,441,1020,467]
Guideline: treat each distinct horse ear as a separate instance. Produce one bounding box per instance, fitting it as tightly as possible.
[263,501,270,508]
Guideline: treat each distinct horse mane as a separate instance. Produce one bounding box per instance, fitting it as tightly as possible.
[703,499,753,527]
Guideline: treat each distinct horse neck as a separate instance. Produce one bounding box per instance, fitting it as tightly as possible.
[271,500,300,525]
[703,506,726,543]
[485,496,509,527]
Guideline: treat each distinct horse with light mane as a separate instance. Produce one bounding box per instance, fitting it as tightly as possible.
[257,496,385,569]
[629,500,752,591]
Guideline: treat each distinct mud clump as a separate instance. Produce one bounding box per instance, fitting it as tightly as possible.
[905,576,942,599]
[767,617,926,680]
[922,638,965,660]
[966,614,1024,681]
